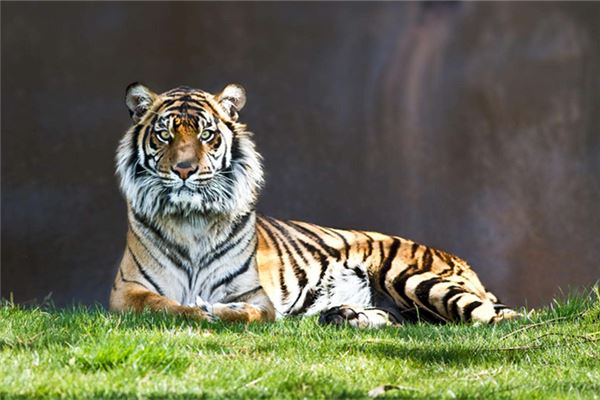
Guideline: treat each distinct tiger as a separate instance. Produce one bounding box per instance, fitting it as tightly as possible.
[109,82,520,327]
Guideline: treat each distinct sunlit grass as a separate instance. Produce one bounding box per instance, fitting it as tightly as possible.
[1,288,599,399]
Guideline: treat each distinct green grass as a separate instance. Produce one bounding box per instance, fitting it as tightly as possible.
[1,290,599,399]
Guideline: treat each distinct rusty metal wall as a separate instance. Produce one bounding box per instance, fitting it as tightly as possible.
[2,2,599,308]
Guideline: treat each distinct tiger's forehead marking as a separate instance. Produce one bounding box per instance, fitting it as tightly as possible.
[150,87,222,132]
[158,87,212,113]
[159,86,232,121]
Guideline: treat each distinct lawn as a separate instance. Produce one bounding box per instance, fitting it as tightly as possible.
[1,290,599,400]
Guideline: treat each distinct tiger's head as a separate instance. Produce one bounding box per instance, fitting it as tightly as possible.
[116,83,263,218]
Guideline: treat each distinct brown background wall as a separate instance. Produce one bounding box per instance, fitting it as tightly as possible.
[2,2,599,308]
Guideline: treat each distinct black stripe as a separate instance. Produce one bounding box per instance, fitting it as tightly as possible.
[391,264,418,309]
[155,97,181,110]
[287,291,304,313]
[262,219,308,290]
[154,148,168,166]
[414,277,442,309]
[133,160,145,179]
[361,232,374,262]
[274,230,309,301]
[378,238,401,294]
[196,230,257,295]
[292,238,329,314]
[257,219,289,302]
[230,212,253,237]
[433,249,450,263]
[198,230,250,270]
[130,225,191,277]
[291,289,318,316]
[441,286,464,305]
[147,130,159,152]
[445,290,464,321]
[327,228,350,259]
[410,242,419,258]
[119,268,149,289]
[209,253,254,293]
[297,238,329,280]
[128,246,165,296]
[440,258,458,277]
[221,147,228,170]
[132,211,191,263]
[449,298,461,321]
[197,212,252,265]
[278,265,290,304]
[119,267,147,289]
[441,286,464,320]
[391,269,445,323]
[421,248,434,271]
[462,301,483,322]
[168,105,210,115]
[257,218,285,263]
[141,125,156,172]
[203,98,228,120]
[131,211,192,287]
[285,220,341,259]
[223,286,263,303]
[165,86,195,94]
[353,266,367,280]
[228,135,242,172]
[129,226,191,300]
[127,125,144,173]
[265,218,310,265]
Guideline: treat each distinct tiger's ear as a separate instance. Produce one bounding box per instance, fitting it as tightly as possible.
[125,82,157,123]
[217,83,246,121]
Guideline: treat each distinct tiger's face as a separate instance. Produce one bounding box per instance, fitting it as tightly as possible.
[116,83,263,218]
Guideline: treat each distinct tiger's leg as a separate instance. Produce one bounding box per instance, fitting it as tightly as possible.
[110,248,214,321]
[367,237,522,324]
[193,288,276,323]
[110,283,214,321]
[318,304,403,328]
[483,291,522,322]
[388,271,521,324]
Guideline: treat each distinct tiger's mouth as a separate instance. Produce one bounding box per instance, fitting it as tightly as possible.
[164,177,215,199]
[163,177,210,192]
[174,186,195,194]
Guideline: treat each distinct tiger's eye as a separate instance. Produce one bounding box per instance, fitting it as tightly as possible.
[200,131,214,142]
[156,130,171,143]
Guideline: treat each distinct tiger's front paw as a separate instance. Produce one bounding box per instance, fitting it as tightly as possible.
[319,305,397,329]
[191,296,215,315]
[179,297,216,322]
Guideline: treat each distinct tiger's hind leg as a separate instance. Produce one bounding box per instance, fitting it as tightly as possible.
[385,272,521,324]
[484,291,522,323]
[318,304,404,328]
[489,303,522,323]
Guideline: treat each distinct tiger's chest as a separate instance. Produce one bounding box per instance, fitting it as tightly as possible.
[157,215,261,306]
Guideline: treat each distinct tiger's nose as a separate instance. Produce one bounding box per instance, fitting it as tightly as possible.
[172,162,198,180]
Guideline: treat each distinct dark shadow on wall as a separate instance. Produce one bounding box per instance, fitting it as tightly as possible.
[2,2,599,307]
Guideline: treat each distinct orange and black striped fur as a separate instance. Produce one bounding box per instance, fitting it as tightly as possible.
[110,83,519,327]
